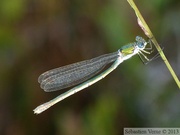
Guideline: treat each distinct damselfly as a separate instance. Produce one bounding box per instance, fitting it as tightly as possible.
[34,36,152,114]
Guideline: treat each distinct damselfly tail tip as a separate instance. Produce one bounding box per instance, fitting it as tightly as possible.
[33,109,40,115]
[33,102,51,114]
[33,105,44,115]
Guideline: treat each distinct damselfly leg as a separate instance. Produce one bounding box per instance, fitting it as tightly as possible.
[138,39,160,64]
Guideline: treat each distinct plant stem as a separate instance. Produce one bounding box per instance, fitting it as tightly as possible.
[127,0,180,89]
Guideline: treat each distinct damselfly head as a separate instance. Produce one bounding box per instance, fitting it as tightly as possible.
[135,36,147,50]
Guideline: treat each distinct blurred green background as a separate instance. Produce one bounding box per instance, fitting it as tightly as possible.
[0,0,180,135]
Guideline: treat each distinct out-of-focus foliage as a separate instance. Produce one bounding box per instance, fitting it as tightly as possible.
[0,0,180,135]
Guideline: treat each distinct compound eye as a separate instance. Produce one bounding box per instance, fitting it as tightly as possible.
[136,36,141,41]
[138,42,144,48]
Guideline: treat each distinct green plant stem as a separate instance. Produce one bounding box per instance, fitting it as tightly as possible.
[127,0,180,89]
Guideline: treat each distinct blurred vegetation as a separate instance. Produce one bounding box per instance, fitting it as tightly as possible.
[0,0,180,135]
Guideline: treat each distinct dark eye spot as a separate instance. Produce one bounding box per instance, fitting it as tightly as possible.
[138,42,144,48]
[136,36,141,41]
